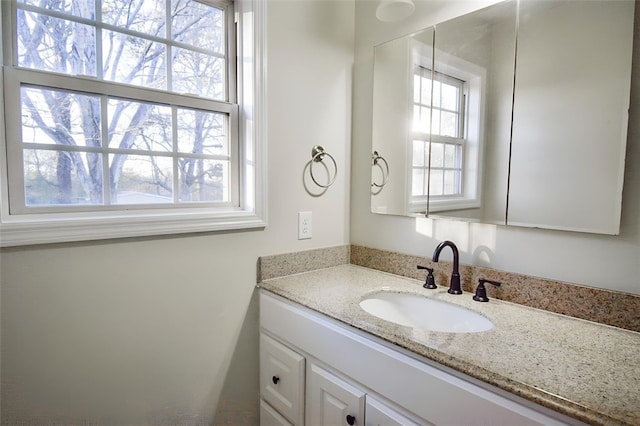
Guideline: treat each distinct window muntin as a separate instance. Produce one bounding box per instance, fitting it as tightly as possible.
[411,66,465,199]
[6,0,236,214]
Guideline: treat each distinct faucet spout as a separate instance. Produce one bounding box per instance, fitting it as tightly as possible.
[432,240,462,294]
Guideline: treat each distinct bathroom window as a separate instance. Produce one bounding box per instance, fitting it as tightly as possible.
[410,59,484,214]
[0,0,266,246]
[412,67,465,202]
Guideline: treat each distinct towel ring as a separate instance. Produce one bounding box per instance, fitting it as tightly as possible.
[310,145,337,188]
[371,151,389,188]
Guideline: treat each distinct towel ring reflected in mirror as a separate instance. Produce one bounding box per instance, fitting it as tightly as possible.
[371,151,389,188]
[310,145,337,188]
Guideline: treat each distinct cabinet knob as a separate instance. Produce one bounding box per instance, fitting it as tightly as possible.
[272,376,280,385]
[346,414,356,425]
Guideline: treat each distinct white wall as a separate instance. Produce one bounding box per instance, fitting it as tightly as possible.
[351,0,640,295]
[0,1,354,424]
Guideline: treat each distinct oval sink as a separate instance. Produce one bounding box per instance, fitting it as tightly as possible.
[359,292,493,333]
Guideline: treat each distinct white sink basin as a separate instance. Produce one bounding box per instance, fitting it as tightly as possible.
[359,292,493,333]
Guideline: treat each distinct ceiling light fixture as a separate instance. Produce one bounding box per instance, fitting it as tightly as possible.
[376,0,415,22]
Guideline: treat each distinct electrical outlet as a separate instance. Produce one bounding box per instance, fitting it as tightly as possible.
[298,211,312,240]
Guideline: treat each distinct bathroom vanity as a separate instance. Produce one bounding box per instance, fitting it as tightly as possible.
[258,265,640,426]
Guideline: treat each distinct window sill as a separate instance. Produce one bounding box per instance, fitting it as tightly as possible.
[428,198,480,213]
[0,208,266,247]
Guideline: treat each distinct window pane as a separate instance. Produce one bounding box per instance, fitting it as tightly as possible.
[430,143,444,168]
[413,140,425,167]
[429,169,443,196]
[432,81,441,108]
[413,74,421,103]
[172,48,225,100]
[172,0,225,53]
[177,109,228,156]
[443,170,459,195]
[108,99,172,151]
[179,159,228,202]
[412,168,425,196]
[110,154,173,204]
[420,76,432,105]
[17,11,97,76]
[21,87,102,147]
[413,71,431,106]
[102,0,166,37]
[18,0,95,20]
[413,105,430,133]
[441,83,459,111]
[444,144,458,168]
[431,109,441,135]
[24,149,103,206]
[440,111,458,137]
[102,30,167,90]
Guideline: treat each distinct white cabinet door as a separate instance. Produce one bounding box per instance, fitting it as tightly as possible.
[307,362,365,426]
[260,333,305,425]
[365,396,427,426]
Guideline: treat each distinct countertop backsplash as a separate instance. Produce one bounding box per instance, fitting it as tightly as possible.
[258,245,350,281]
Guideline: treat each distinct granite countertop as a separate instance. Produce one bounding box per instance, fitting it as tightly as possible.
[258,264,640,426]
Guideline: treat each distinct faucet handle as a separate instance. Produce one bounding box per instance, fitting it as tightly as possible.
[417,265,437,289]
[473,278,501,302]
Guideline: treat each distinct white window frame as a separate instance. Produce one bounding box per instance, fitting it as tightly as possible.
[0,0,267,246]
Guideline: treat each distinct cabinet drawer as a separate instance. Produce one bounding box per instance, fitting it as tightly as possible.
[260,333,305,425]
[366,396,426,426]
[260,399,294,426]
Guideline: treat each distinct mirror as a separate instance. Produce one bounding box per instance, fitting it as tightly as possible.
[370,0,634,235]
[371,27,434,216]
[508,0,634,234]
[425,0,516,225]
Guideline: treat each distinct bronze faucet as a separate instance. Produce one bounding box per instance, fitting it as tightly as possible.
[432,240,462,294]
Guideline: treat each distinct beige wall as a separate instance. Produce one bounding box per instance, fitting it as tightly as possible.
[351,0,640,295]
[0,0,354,424]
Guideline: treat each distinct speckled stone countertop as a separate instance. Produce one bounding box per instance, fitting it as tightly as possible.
[259,264,640,426]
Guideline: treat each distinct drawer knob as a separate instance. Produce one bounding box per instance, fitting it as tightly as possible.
[272,376,280,385]
[346,414,356,425]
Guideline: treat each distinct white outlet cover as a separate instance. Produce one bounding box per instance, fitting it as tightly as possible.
[298,211,312,239]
